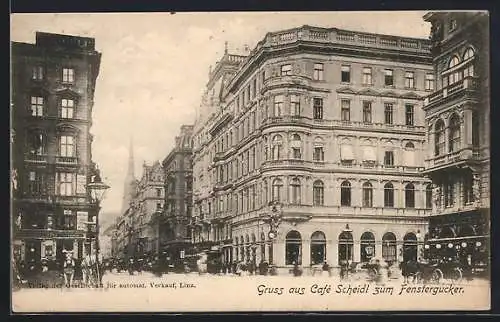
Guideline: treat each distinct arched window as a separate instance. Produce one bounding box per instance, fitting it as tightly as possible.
[310,231,326,265]
[362,182,373,207]
[435,119,445,156]
[271,135,283,160]
[425,184,433,208]
[382,232,397,263]
[340,181,351,206]
[245,234,250,261]
[360,232,375,262]
[338,231,353,263]
[260,232,266,262]
[405,183,415,208]
[449,114,461,152]
[313,137,325,161]
[290,134,302,159]
[463,47,475,60]
[239,236,244,261]
[285,230,302,265]
[448,56,462,85]
[290,177,301,204]
[313,180,324,206]
[403,233,418,262]
[384,182,394,207]
[272,178,283,202]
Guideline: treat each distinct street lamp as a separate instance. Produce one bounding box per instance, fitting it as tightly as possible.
[266,201,283,266]
[87,172,110,287]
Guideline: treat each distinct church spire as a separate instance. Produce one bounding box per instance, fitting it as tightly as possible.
[126,136,135,180]
[121,136,136,214]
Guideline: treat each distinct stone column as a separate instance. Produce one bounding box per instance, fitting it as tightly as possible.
[375,241,383,260]
[354,240,361,262]
[329,239,338,267]
[302,239,311,268]
[462,108,473,148]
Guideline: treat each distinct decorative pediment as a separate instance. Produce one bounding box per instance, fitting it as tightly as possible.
[336,86,357,95]
[380,90,399,98]
[54,87,82,98]
[56,122,81,134]
[358,88,380,97]
[400,91,422,100]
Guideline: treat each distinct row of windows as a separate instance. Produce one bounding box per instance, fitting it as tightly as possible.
[203,179,432,216]
[27,131,77,157]
[442,47,475,88]
[31,66,75,83]
[278,63,435,90]
[433,111,479,156]
[26,171,85,196]
[29,96,78,118]
[20,210,82,230]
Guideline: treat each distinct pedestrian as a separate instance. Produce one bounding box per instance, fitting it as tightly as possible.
[63,250,75,288]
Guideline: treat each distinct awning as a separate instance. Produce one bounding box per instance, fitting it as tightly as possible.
[340,145,354,160]
[362,146,377,161]
[403,150,415,167]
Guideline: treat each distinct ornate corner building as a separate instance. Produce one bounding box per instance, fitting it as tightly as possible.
[422,12,490,270]
[191,25,436,270]
[11,32,102,263]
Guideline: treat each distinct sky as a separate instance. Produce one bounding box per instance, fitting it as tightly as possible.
[10,11,431,220]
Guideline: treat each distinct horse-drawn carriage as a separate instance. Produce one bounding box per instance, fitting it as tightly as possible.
[401,258,464,284]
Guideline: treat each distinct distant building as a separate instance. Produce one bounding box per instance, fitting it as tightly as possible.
[191,25,434,272]
[161,125,194,261]
[11,32,102,263]
[422,12,490,269]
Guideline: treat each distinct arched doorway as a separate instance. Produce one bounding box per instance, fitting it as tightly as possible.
[403,232,418,262]
[285,230,302,265]
[310,231,326,265]
[338,231,354,263]
[382,232,397,263]
[360,232,375,262]
[260,232,266,263]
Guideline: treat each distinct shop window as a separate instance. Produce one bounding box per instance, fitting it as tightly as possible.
[285,230,302,265]
[310,231,326,265]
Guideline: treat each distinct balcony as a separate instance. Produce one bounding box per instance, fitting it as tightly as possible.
[423,76,479,109]
[261,159,311,172]
[24,154,48,163]
[261,75,310,92]
[423,148,480,173]
[55,156,78,165]
[15,228,86,239]
[54,195,89,205]
[260,116,425,133]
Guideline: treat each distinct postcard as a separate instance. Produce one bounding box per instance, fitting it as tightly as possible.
[10,11,491,312]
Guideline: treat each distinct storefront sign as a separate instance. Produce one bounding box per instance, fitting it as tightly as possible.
[77,211,88,231]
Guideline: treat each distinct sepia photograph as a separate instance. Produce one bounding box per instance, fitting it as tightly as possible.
[10,11,491,312]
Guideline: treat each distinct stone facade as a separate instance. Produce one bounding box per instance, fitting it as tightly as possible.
[191,25,434,270]
[11,32,102,263]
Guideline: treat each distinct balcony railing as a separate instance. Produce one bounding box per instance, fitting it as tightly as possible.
[24,154,48,163]
[261,159,425,173]
[424,147,480,170]
[56,156,78,165]
[261,115,425,132]
[15,229,86,239]
[424,76,479,108]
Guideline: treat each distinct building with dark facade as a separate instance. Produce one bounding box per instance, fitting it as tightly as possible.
[421,12,490,271]
[191,26,434,273]
[160,125,194,263]
[11,32,102,265]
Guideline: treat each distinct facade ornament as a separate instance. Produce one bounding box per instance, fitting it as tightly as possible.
[472,173,481,204]
[432,184,441,209]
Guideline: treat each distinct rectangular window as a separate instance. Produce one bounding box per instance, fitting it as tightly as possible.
[62,209,76,230]
[463,64,474,78]
[281,64,292,76]
[252,78,257,98]
[61,98,74,119]
[362,67,372,85]
[341,99,350,121]
[261,70,266,84]
[362,101,372,123]
[341,65,351,83]
[313,147,324,161]
[292,148,301,159]
[384,103,394,124]
[60,136,75,157]
[384,151,394,167]
[156,188,162,197]
[405,71,415,88]
[425,73,435,91]
[405,104,414,126]
[313,63,324,81]
[384,69,394,86]
[444,178,455,207]
[313,98,323,120]
[31,96,44,117]
[28,171,45,195]
[58,172,75,196]
[32,66,44,80]
[62,68,75,83]
[290,94,300,116]
[274,95,284,117]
